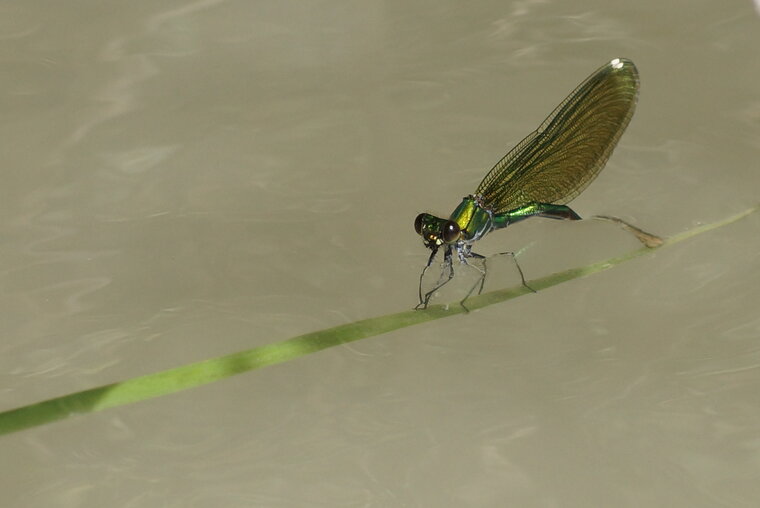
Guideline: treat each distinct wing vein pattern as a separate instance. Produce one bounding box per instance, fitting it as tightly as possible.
[475,58,640,214]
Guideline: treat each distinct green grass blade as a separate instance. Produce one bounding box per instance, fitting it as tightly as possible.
[1,205,757,436]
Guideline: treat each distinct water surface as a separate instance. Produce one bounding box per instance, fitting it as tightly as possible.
[2,1,759,506]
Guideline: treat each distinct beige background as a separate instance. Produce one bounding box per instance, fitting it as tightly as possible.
[2,1,759,506]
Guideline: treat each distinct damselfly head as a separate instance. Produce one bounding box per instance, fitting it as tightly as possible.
[414,213,462,249]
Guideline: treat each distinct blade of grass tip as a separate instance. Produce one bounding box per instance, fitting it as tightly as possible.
[665,204,760,245]
[0,205,757,435]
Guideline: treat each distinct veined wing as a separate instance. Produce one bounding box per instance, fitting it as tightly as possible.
[476,58,639,214]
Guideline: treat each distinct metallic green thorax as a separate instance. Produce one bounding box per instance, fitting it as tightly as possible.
[449,197,493,243]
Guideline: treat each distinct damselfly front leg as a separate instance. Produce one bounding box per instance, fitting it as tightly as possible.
[416,245,454,309]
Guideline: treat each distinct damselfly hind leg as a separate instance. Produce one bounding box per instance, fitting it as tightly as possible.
[492,251,537,293]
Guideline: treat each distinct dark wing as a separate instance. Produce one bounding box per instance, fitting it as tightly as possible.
[475,58,639,214]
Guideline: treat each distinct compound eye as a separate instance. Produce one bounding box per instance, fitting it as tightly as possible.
[414,213,425,235]
[442,221,461,243]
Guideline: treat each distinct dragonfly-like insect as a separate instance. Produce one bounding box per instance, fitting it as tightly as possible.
[414,58,640,309]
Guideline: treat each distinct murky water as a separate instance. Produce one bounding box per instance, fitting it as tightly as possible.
[2,1,760,506]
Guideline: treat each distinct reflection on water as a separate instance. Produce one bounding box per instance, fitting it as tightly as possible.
[2,0,760,506]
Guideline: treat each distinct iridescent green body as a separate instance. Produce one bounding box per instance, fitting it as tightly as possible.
[414,58,640,309]
[448,198,493,243]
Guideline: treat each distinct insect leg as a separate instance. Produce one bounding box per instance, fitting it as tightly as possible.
[491,250,537,293]
[458,251,487,312]
[416,245,454,309]
[417,247,438,307]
